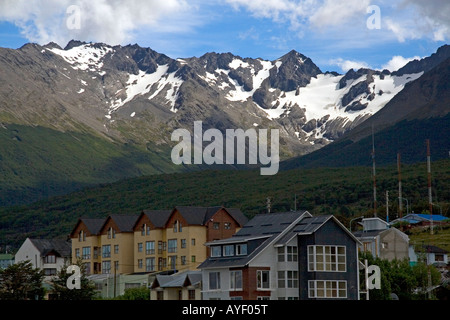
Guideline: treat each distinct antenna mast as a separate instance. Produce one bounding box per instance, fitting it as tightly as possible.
[372,126,377,217]
[397,153,403,218]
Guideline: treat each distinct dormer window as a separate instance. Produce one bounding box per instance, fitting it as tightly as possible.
[211,246,221,257]
[174,220,182,233]
[223,245,235,256]
[78,230,85,242]
[141,224,150,236]
[107,227,116,239]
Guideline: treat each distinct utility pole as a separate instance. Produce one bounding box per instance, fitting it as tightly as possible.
[266,197,271,214]
[386,190,389,223]
[426,139,433,234]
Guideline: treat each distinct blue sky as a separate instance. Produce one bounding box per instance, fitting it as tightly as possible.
[0,0,448,73]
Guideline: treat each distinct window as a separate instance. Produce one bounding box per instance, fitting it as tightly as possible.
[277,247,285,262]
[102,261,111,274]
[114,245,119,254]
[82,247,91,259]
[138,259,143,269]
[188,290,196,300]
[213,222,220,229]
[102,245,111,258]
[224,222,231,230]
[173,220,182,233]
[230,270,242,291]
[75,248,80,258]
[114,261,119,272]
[168,239,177,253]
[78,230,85,242]
[44,255,55,264]
[169,256,177,269]
[257,270,270,290]
[157,291,164,300]
[381,242,388,249]
[146,241,155,255]
[141,224,146,236]
[286,271,298,288]
[211,246,221,257]
[209,272,221,290]
[308,245,346,272]
[278,271,285,288]
[278,271,298,288]
[278,246,297,262]
[287,246,298,262]
[181,256,186,265]
[191,238,196,246]
[44,268,57,276]
[236,244,247,256]
[308,280,347,299]
[181,239,187,248]
[138,242,143,253]
[191,256,196,263]
[146,258,155,271]
[223,245,235,256]
[107,227,115,239]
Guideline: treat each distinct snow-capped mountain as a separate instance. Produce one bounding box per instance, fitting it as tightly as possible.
[0,41,448,159]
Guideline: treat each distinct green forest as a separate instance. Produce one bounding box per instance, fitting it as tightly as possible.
[1,158,449,250]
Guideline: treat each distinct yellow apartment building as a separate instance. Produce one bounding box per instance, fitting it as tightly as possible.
[70,206,248,276]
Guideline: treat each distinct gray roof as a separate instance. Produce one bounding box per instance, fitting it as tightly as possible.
[106,215,139,232]
[141,210,172,228]
[199,211,309,269]
[29,238,71,257]
[81,218,104,235]
[175,206,248,227]
[152,271,202,288]
[274,215,331,246]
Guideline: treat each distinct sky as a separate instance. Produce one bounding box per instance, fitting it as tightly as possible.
[0,0,448,73]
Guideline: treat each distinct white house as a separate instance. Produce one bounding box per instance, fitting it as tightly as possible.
[15,238,72,279]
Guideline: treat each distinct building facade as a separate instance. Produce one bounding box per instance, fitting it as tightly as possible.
[199,211,361,300]
[15,238,71,279]
[70,206,248,277]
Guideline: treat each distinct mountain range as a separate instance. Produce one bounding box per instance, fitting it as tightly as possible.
[0,41,449,206]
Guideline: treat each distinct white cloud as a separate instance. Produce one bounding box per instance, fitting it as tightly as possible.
[309,0,371,29]
[381,55,421,72]
[0,0,197,46]
[329,58,370,72]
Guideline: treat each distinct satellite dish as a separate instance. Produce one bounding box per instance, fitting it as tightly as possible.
[390,293,399,300]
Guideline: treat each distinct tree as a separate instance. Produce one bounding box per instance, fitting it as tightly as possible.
[116,286,150,300]
[0,260,45,300]
[49,259,96,300]
[359,252,442,300]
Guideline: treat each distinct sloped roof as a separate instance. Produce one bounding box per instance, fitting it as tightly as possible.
[199,211,308,269]
[104,215,139,232]
[70,218,105,237]
[174,206,248,227]
[152,271,202,288]
[141,210,172,228]
[29,238,71,257]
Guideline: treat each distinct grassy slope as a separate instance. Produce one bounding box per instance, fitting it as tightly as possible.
[0,123,182,206]
[1,159,448,250]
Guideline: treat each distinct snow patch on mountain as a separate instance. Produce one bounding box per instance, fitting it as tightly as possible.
[47,44,113,74]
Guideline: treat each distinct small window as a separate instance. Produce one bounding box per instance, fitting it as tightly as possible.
[213,222,220,229]
[257,270,270,289]
[209,272,221,290]
[223,245,234,256]
[211,246,221,257]
[224,222,231,230]
[236,244,247,256]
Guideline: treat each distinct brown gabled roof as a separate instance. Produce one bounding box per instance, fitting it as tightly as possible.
[141,210,173,228]
[100,215,139,233]
[69,218,105,237]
